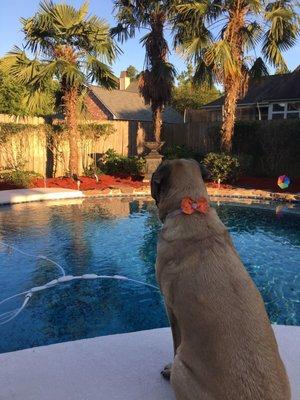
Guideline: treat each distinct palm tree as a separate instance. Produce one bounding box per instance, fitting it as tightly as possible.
[172,0,299,152]
[1,1,118,175]
[112,0,176,144]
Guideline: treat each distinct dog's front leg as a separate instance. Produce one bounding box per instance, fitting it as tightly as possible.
[161,306,181,380]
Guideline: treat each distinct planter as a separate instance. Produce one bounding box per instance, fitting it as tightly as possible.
[143,141,165,182]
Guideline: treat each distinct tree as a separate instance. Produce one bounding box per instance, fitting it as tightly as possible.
[126,65,139,79]
[0,70,26,116]
[112,1,176,144]
[172,0,299,152]
[0,69,57,116]
[1,1,118,175]
[172,64,221,114]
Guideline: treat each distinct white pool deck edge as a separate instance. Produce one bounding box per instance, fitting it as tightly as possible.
[0,188,84,205]
[0,326,299,400]
[0,188,299,208]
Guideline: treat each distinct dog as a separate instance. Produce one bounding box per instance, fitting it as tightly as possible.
[151,159,290,400]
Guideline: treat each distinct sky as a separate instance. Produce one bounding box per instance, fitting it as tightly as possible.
[0,0,299,79]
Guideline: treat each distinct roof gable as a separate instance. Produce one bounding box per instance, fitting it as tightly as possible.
[89,86,183,124]
[204,70,300,108]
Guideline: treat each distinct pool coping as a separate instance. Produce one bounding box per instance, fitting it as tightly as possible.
[0,326,299,400]
[0,186,299,207]
[83,186,300,203]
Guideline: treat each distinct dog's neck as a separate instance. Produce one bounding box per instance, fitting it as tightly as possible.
[158,182,209,222]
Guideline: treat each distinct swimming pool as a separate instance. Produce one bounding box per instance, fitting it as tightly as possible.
[0,198,299,353]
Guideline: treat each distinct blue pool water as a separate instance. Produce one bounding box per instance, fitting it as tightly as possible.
[0,198,299,353]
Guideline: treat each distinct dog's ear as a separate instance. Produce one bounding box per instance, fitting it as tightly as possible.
[151,162,171,205]
[199,163,211,180]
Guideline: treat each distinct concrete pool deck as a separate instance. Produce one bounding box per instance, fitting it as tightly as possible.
[0,188,84,205]
[0,186,299,207]
[0,326,299,400]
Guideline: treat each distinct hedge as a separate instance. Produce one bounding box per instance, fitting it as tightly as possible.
[232,120,300,177]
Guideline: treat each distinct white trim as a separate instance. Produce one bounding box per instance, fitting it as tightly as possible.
[268,102,300,120]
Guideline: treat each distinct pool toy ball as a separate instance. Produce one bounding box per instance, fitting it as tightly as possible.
[277,175,290,190]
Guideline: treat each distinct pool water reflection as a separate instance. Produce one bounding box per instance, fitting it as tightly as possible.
[0,198,299,353]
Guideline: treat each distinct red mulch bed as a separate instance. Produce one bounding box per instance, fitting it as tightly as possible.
[30,174,145,191]
[29,175,300,193]
[0,175,299,194]
[206,177,300,193]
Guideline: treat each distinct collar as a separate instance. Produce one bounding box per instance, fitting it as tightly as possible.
[166,197,210,220]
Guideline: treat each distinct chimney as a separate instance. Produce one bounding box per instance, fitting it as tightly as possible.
[119,71,130,90]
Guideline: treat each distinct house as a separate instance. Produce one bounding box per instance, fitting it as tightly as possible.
[190,67,300,123]
[86,71,183,124]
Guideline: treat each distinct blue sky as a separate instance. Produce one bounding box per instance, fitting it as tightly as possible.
[0,0,299,78]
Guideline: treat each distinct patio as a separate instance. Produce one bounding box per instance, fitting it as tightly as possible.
[0,326,299,400]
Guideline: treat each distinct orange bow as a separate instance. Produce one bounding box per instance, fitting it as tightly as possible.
[181,197,209,215]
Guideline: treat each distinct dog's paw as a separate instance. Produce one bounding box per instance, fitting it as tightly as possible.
[161,363,172,380]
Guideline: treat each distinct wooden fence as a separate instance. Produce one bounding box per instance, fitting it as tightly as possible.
[1,114,298,178]
[0,118,188,177]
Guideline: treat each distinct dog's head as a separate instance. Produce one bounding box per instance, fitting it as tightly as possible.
[151,159,208,221]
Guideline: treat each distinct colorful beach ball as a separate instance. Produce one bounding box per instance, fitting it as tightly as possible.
[277,175,290,190]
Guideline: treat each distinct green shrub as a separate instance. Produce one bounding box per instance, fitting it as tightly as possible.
[203,153,240,183]
[233,120,300,177]
[0,170,41,187]
[162,144,196,160]
[102,149,145,177]
[83,165,104,177]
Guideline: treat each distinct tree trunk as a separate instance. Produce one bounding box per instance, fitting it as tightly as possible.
[63,87,81,176]
[221,80,240,153]
[152,104,162,143]
[221,6,249,153]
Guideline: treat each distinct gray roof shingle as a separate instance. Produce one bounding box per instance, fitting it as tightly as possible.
[89,85,183,124]
[203,69,300,108]
[125,80,140,93]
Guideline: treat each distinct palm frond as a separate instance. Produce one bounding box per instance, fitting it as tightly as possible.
[77,1,89,21]
[112,0,138,42]
[110,23,135,43]
[22,89,52,114]
[21,0,119,65]
[263,2,299,67]
[240,22,263,50]
[139,61,176,106]
[246,0,262,13]
[176,2,210,22]
[1,48,46,86]
[39,0,84,30]
[193,58,215,87]
[204,40,239,80]
[58,61,86,87]
[85,56,118,89]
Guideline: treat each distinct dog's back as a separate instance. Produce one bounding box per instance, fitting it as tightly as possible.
[153,159,290,400]
[158,210,290,399]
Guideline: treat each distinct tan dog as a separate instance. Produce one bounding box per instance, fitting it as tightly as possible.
[151,159,290,400]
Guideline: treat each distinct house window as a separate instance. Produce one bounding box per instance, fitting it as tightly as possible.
[255,105,269,120]
[287,103,300,119]
[269,102,300,120]
[270,102,286,119]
